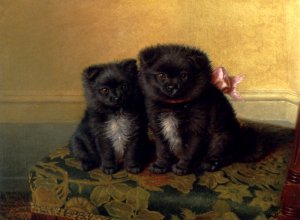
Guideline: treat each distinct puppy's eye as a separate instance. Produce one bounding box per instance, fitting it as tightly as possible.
[100,88,110,96]
[157,72,167,81]
[121,83,128,90]
[181,72,189,80]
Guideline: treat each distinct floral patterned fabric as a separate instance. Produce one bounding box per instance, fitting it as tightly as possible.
[29,130,292,220]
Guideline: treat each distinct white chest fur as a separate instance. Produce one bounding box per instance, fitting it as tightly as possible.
[159,113,182,152]
[105,114,133,162]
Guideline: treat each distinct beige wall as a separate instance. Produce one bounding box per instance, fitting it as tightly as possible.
[0,0,299,123]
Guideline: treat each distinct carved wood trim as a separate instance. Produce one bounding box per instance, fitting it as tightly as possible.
[279,104,300,220]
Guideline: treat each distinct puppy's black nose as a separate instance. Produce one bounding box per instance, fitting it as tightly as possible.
[166,84,179,96]
[167,85,175,91]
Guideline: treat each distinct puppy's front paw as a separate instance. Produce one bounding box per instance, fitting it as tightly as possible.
[127,165,142,174]
[102,166,117,175]
[172,164,189,175]
[200,161,220,172]
[149,163,168,174]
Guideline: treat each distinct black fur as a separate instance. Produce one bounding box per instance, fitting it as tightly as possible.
[138,44,243,175]
[69,59,148,174]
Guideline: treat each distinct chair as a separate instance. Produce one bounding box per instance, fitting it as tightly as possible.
[279,104,300,220]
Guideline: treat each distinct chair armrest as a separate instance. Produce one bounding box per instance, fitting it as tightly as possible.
[279,104,300,219]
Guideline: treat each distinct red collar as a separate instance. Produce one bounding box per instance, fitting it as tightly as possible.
[163,98,193,104]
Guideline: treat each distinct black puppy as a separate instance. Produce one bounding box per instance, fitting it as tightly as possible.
[69,59,148,174]
[138,44,242,175]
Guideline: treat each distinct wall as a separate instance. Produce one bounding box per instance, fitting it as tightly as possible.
[0,0,299,123]
[0,0,299,191]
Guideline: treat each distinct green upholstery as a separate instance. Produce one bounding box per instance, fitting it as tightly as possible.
[29,135,292,220]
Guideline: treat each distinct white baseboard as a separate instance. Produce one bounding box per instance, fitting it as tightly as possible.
[0,90,298,124]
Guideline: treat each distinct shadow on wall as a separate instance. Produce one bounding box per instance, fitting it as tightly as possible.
[0,123,77,192]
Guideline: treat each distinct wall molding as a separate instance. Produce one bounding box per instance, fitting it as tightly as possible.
[0,94,84,103]
[238,90,300,105]
[0,90,299,123]
[0,90,84,103]
[0,89,299,104]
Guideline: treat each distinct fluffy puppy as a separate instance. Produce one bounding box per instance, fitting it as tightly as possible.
[69,59,148,174]
[138,44,242,175]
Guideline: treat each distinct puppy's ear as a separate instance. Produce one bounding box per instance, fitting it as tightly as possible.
[139,47,161,68]
[188,50,212,73]
[82,65,103,82]
[119,59,138,75]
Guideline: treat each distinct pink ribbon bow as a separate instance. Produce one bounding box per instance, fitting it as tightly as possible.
[211,67,245,100]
